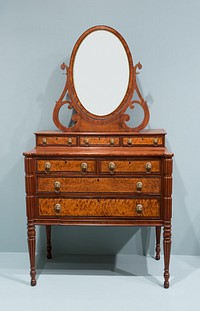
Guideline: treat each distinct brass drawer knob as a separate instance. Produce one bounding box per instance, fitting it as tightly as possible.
[127,138,132,146]
[54,181,61,193]
[67,138,72,146]
[108,162,116,174]
[84,138,89,146]
[153,137,158,146]
[44,162,51,173]
[136,181,143,192]
[145,162,152,174]
[42,137,47,146]
[110,138,115,146]
[54,203,61,214]
[81,162,88,173]
[136,204,143,214]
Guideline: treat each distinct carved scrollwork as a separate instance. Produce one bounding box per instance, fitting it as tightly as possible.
[121,63,150,131]
[52,27,150,132]
[53,63,79,131]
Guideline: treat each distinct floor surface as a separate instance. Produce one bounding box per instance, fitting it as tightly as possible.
[0,253,199,311]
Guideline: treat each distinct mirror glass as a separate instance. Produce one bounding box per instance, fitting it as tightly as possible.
[73,30,130,116]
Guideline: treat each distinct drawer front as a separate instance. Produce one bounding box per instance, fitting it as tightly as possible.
[101,160,160,174]
[37,160,96,173]
[38,198,160,218]
[123,136,163,146]
[37,136,77,146]
[37,177,161,194]
[80,136,119,146]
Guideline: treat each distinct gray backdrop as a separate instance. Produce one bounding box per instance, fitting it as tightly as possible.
[1,0,200,255]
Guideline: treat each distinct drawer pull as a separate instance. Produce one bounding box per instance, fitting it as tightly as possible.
[44,162,51,173]
[153,137,158,146]
[84,138,89,146]
[108,162,116,174]
[136,181,143,192]
[136,204,143,214]
[54,181,61,193]
[110,138,115,146]
[54,203,61,214]
[127,138,132,146]
[145,162,152,174]
[67,138,72,146]
[42,137,47,146]
[81,162,88,173]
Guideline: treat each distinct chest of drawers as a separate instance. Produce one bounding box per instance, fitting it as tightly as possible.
[24,129,173,288]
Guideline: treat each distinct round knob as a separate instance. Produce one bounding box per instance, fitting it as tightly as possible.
[54,203,61,214]
[81,162,88,173]
[153,137,158,146]
[136,204,143,214]
[44,162,51,173]
[42,138,47,146]
[145,162,152,174]
[54,181,61,193]
[108,162,116,174]
[84,138,89,146]
[67,138,72,146]
[127,138,132,146]
[110,138,115,146]
[136,181,143,192]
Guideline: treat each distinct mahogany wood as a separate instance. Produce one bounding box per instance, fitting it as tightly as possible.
[23,26,173,288]
[52,26,150,132]
[155,226,161,260]
[24,131,173,287]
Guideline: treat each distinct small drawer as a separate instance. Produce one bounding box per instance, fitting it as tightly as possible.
[37,136,77,146]
[80,136,119,146]
[37,177,161,194]
[38,198,161,218]
[37,160,96,173]
[100,160,160,174]
[123,136,163,146]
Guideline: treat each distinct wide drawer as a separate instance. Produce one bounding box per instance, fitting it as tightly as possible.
[122,136,163,146]
[37,159,96,173]
[101,160,160,174]
[37,177,161,194]
[37,136,77,146]
[38,198,161,218]
[80,136,120,146]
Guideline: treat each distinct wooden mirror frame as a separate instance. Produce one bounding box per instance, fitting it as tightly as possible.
[53,25,150,132]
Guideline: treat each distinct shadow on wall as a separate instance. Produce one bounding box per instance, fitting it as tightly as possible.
[172,159,200,255]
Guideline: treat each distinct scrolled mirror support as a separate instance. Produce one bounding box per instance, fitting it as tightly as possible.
[52,26,150,132]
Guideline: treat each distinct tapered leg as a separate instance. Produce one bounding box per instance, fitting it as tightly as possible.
[155,226,161,260]
[163,221,171,288]
[27,221,36,286]
[46,225,52,259]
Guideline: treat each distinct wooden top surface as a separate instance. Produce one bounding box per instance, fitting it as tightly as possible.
[24,146,173,157]
[34,129,167,136]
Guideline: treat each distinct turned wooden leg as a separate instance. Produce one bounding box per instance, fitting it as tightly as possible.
[155,226,161,260]
[27,221,36,286]
[46,225,52,259]
[163,221,171,288]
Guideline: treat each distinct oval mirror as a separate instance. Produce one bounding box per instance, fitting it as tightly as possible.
[53,25,150,132]
[70,26,133,117]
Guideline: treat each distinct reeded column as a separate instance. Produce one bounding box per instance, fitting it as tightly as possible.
[25,156,36,286]
[163,157,173,288]
[27,220,36,286]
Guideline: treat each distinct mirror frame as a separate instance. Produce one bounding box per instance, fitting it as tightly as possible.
[53,25,150,132]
